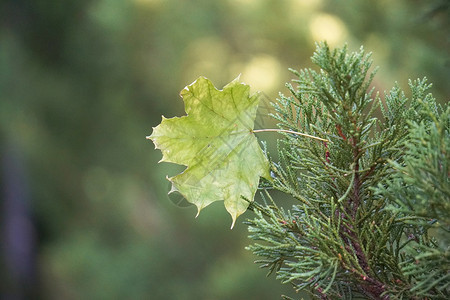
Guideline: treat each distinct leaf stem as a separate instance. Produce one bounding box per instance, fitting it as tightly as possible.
[252,129,329,142]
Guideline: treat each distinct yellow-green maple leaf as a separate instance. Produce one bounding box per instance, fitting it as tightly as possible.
[148,76,270,228]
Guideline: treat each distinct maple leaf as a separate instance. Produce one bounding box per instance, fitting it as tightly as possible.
[148,76,271,228]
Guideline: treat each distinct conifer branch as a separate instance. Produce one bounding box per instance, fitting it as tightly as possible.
[246,42,449,299]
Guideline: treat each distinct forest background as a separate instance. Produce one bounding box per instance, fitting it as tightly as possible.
[0,0,448,299]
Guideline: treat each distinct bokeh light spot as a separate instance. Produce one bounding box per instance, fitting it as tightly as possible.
[240,55,282,93]
[309,13,348,46]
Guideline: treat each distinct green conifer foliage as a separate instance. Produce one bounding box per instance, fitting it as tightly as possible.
[150,42,449,299]
[245,43,449,299]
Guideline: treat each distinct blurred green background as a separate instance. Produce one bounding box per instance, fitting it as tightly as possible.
[0,0,448,299]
